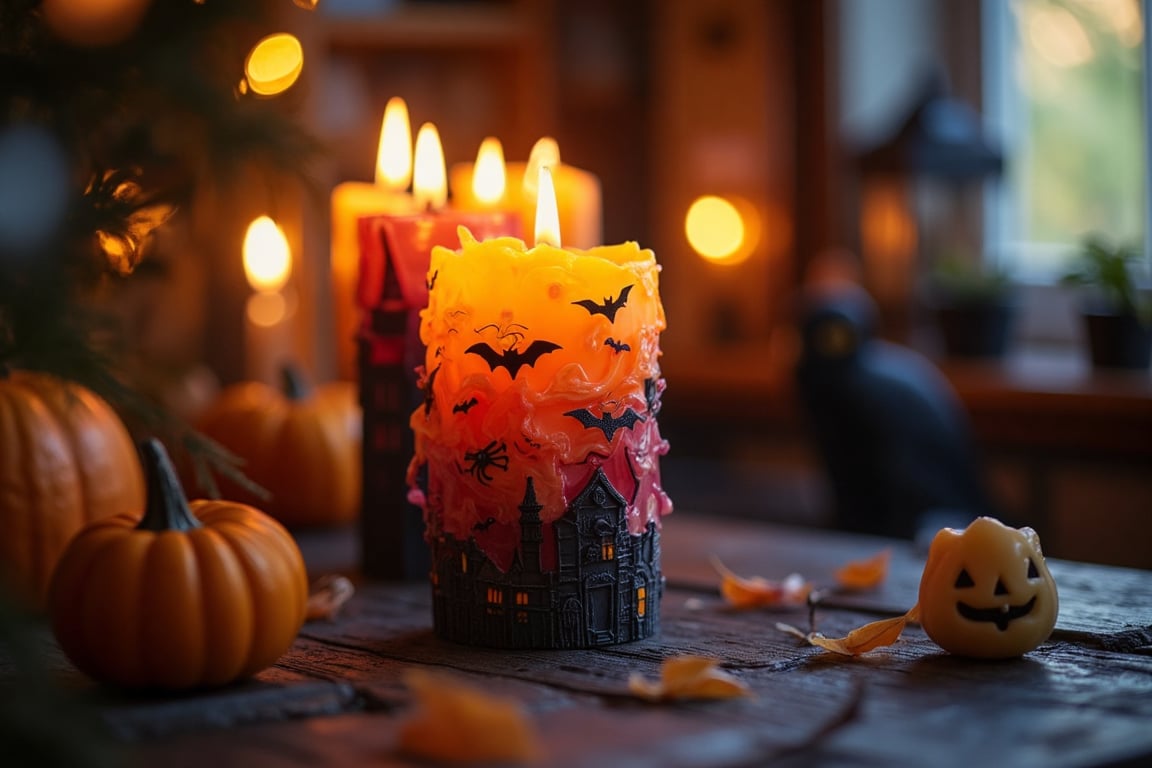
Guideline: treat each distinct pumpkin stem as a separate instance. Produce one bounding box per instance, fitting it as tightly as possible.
[281,364,311,401]
[137,439,202,532]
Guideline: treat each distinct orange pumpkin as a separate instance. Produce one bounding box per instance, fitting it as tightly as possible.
[196,367,360,527]
[0,368,145,607]
[48,439,308,690]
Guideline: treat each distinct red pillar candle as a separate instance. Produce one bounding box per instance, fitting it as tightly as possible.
[357,122,521,582]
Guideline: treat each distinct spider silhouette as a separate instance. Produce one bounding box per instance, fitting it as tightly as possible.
[459,440,510,485]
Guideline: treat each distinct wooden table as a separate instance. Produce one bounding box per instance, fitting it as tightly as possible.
[31,514,1152,767]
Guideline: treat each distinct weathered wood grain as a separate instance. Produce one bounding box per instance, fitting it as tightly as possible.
[24,514,1152,767]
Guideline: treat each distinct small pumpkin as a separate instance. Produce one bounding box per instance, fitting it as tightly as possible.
[196,367,360,527]
[918,516,1059,658]
[0,367,145,607]
[48,439,308,690]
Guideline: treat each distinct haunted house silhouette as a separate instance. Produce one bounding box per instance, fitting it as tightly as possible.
[431,469,662,649]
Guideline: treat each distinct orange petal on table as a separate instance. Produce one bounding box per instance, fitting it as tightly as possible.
[834,549,891,591]
[629,655,751,702]
[712,556,812,609]
[777,605,919,656]
[398,669,542,763]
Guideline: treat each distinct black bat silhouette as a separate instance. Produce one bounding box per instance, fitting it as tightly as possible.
[472,516,498,532]
[563,406,645,441]
[423,364,441,415]
[453,397,479,414]
[605,337,630,353]
[466,340,561,377]
[572,284,634,322]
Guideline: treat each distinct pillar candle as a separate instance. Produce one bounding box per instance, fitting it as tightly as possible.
[330,97,416,381]
[449,138,603,250]
[407,215,671,648]
[357,123,521,583]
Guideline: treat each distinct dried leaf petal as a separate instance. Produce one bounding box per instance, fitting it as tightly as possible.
[398,669,542,763]
[628,655,751,702]
[779,606,920,656]
[834,549,891,591]
[712,556,811,609]
[305,574,355,621]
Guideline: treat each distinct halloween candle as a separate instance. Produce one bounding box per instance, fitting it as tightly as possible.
[408,169,671,649]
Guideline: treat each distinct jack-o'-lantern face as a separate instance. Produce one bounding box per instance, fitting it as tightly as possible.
[918,517,1059,658]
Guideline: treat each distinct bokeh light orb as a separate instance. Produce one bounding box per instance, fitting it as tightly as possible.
[685,195,759,265]
[244,33,304,96]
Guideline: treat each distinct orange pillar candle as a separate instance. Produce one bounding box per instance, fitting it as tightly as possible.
[450,136,603,250]
[408,169,670,649]
[330,97,416,380]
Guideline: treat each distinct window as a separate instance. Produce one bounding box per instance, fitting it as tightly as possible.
[637,585,647,618]
[601,537,615,561]
[984,0,1147,279]
[486,586,504,616]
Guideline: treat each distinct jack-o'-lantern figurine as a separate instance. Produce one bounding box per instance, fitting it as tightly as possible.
[918,517,1059,658]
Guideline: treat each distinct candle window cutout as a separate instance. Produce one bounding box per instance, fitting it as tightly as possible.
[409,167,671,649]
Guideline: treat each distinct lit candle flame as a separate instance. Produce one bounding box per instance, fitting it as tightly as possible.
[243,215,291,293]
[413,122,447,211]
[534,166,561,248]
[523,136,561,199]
[472,136,506,206]
[376,97,412,191]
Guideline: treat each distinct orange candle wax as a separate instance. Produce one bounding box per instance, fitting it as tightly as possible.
[408,226,670,571]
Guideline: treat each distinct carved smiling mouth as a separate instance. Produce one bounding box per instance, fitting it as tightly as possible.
[957,596,1037,631]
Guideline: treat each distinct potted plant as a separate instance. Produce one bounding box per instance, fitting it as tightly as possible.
[1060,235,1151,370]
[927,255,1017,359]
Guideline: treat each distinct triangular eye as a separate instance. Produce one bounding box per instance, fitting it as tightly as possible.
[1027,558,1040,579]
[954,569,975,588]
